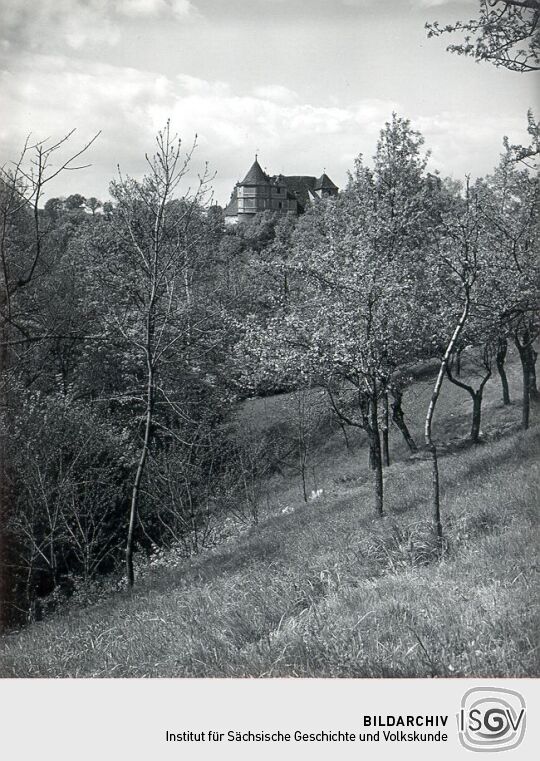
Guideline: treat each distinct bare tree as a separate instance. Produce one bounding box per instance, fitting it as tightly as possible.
[0,130,99,629]
[98,122,213,587]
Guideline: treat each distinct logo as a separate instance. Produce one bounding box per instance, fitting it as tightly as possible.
[458,687,526,752]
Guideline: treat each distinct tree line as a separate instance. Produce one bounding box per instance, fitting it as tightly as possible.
[0,113,538,628]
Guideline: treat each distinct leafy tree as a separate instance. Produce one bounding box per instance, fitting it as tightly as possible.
[423,181,487,540]
[370,113,434,251]
[44,197,64,222]
[426,1,540,72]
[242,196,423,516]
[477,157,540,427]
[344,114,447,460]
[102,201,114,218]
[64,193,86,212]
[504,109,540,167]
[85,196,102,216]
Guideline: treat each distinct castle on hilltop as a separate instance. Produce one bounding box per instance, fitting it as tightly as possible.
[224,156,338,224]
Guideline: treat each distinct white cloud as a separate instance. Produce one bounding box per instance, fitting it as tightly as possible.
[117,0,169,16]
[340,1,377,7]
[0,0,196,51]
[0,1,120,50]
[331,0,463,13]
[170,0,195,18]
[341,0,464,7]
[117,0,194,18]
[177,74,232,97]
[0,53,396,202]
[415,111,524,177]
[409,0,460,7]
[0,53,524,205]
[253,85,298,104]
[413,1,445,6]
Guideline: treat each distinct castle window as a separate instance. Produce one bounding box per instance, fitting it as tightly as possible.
[276,187,281,193]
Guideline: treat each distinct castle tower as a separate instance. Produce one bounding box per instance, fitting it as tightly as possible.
[236,156,271,218]
[224,157,338,224]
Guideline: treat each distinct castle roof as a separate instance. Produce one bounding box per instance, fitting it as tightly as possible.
[315,173,338,191]
[224,187,238,216]
[241,157,269,185]
[282,176,317,210]
[224,160,339,218]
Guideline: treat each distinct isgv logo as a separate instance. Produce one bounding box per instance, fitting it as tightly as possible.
[458,687,526,752]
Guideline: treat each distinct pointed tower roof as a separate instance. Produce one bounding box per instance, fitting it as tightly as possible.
[241,156,270,185]
[314,172,338,191]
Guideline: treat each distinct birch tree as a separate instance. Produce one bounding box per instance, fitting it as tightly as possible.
[424,183,485,541]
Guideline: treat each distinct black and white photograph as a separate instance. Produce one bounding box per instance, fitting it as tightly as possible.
[0,0,538,735]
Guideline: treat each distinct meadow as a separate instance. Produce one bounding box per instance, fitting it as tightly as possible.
[0,351,538,678]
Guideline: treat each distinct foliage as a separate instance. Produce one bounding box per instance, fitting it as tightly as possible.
[1,115,538,627]
[426,0,540,72]
[504,109,540,167]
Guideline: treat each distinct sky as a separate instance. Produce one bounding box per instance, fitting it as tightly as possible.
[0,0,538,206]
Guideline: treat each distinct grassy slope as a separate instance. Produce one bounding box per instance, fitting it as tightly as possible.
[0,353,538,677]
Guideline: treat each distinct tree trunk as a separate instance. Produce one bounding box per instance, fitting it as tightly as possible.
[296,390,309,501]
[368,439,375,469]
[530,347,538,402]
[496,338,511,406]
[369,394,384,516]
[430,443,442,537]
[521,359,531,430]
[381,393,390,466]
[455,346,463,376]
[470,391,483,444]
[328,385,383,515]
[391,390,418,452]
[515,335,534,430]
[516,342,531,430]
[446,359,490,445]
[299,443,308,503]
[126,358,154,587]
[337,418,351,452]
[425,291,470,543]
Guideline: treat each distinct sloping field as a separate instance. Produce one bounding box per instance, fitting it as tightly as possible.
[0,353,538,677]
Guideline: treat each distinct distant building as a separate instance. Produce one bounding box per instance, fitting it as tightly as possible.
[224,156,338,224]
